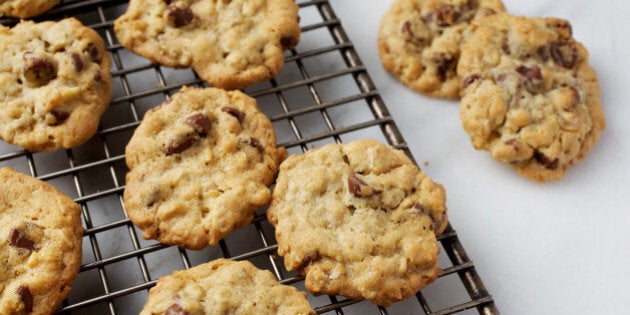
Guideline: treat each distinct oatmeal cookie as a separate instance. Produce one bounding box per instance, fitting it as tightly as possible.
[267,139,448,306]
[0,0,59,18]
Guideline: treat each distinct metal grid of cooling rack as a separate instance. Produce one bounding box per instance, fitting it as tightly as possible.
[0,0,498,314]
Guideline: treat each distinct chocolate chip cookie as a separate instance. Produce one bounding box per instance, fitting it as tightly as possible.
[458,13,605,182]
[0,167,83,314]
[0,0,59,18]
[114,0,300,90]
[267,139,448,306]
[378,0,505,98]
[140,259,315,315]
[124,86,286,250]
[0,18,112,152]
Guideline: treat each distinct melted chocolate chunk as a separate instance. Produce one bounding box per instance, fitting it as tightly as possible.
[435,4,458,27]
[71,53,83,72]
[536,45,550,62]
[9,228,35,251]
[348,174,380,198]
[246,137,264,153]
[165,303,188,315]
[23,52,57,87]
[49,110,70,126]
[166,132,198,155]
[220,106,245,123]
[533,150,559,170]
[168,5,194,28]
[516,65,542,81]
[550,41,578,69]
[414,203,442,233]
[462,74,481,89]
[280,36,298,49]
[434,54,455,82]
[298,253,316,270]
[86,43,101,63]
[16,285,33,313]
[185,113,211,136]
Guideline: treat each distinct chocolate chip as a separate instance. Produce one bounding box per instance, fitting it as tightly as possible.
[86,43,101,63]
[548,20,573,37]
[462,74,480,89]
[168,5,193,28]
[49,110,70,125]
[16,285,33,313]
[220,106,245,123]
[246,137,264,153]
[567,86,580,109]
[414,203,442,233]
[462,0,478,12]
[298,253,316,270]
[185,113,211,136]
[550,41,578,69]
[533,150,559,169]
[537,45,550,62]
[348,174,380,198]
[435,4,458,27]
[71,53,83,72]
[165,303,188,315]
[280,36,298,49]
[516,65,542,81]
[166,132,198,155]
[94,70,102,82]
[23,52,57,87]
[434,54,455,82]
[9,228,35,251]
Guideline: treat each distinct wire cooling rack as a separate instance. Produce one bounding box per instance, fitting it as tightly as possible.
[1,0,498,314]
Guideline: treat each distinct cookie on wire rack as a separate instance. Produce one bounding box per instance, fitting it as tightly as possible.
[0,167,83,315]
[378,0,505,98]
[267,139,448,306]
[0,18,112,152]
[457,13,605,182]
[114,0,300,90]
[140,259,315,315]
[0,0,60,18]
[124,86,286,250]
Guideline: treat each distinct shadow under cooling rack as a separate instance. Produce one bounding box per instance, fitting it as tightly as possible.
[0,0,498,314]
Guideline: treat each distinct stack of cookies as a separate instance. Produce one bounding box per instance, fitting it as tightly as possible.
[379,0,605,182]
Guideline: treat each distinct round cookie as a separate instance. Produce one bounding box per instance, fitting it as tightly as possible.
[457,13,605,182]
[378,0,505,98]
[267,139,448,306]
[0,18,112,152]
[0,0,59,18]
[0,167,83,315]
[114,0,300,90]
[124,86,286,250]
[140,259,315,315]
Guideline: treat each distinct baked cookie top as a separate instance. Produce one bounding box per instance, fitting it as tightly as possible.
[0,18,112,152]
[0,167,83,315]
[0,0,59,18]
[457,13,605,182]
[124,86,286,250]
[140,259,315,315]
[114,0,300,90]
[378,0,505,98]
[267,139,448,306]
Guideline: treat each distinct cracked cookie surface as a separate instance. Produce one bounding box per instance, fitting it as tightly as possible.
[378,0,505,98]
[140,259,315,315]
[114,0,300,90]
[0,167,83,315]
[458,13,605,182]
[124,86,286,250]
[267,139,448,306]
[0,0,59,18]
[0,18,112,152]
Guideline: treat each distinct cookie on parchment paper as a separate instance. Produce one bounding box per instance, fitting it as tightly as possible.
[267,139,448,306]
[114,0,300,90]
[378,0,505,98]
[0,18,112,152]
[0,0,59,18]
[0,167,83,315]
[124,86,286,250]
[457,13,605,182]
[140,259,315,315]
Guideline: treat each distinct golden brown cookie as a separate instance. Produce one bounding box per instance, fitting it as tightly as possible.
[0,0,60,18]
[114,0,300,90]
[0,18,112,152]
[378,0,505,98]
[0,167,83,315]
[457,13,605,182]
[140,259,315,315]
[124,86,286,250]
[267,139,448,306]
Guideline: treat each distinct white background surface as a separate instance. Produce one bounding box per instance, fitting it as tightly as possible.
[331,0,629,314]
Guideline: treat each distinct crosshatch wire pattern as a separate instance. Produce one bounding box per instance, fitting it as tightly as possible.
[0,0,498,314]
